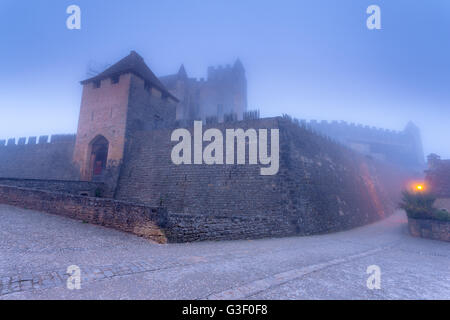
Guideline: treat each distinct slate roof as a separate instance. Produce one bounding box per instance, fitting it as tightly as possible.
[81,51,178,101]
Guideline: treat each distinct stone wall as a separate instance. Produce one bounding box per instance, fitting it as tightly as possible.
[0,134,78,180]
[115,117,411,237]
[165,213,297,243]
[278,119,411,233]
[303,119,424,168]
[0,184,168,243]
[127,74,177,132]
[435,198,450,212]
[426,156,450,197]
[408,217,450,242]
[0,178,105,197]
[115,118,284,216]
[0,184,303,244]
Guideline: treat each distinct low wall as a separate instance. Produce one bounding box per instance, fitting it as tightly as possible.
[408,217,449,242]
[0,185,168,243]
[0,178,105,197]
[166,213,299,243]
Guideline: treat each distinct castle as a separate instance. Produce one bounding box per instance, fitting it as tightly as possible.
[159,60,247,122]
[304,120,424,169]
[0,51,423,242]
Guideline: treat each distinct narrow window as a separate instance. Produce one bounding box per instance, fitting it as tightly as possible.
[93,80,101,89]
[111,75,119,84]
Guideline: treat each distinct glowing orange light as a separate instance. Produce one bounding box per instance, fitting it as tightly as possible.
[413,183,425,192]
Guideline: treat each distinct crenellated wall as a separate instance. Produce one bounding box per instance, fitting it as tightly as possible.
[0,134,79,180]
[291,118,425,169]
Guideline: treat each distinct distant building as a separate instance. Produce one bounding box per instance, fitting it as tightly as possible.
[426,154,450,197]
[304,120,425,169]
[160,60,247,122]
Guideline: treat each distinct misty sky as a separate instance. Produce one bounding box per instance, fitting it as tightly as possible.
[0,0,449,158]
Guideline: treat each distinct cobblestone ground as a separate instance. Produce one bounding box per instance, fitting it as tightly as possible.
[0,204,448,300]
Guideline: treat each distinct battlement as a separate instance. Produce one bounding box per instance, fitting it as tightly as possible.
[299,119,402,134]
[293,118,411,146]
[0,133,79,181]
[280,114,424,168]
[160,58,247,122]
[0,134,76,147]
[207,61,245,81]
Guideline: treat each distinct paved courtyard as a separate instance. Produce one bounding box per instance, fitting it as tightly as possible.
[0,204,448,300]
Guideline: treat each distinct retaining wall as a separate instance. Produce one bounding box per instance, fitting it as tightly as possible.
[408,217,450,242]
[0,185,168,243]
[0,178,105,197]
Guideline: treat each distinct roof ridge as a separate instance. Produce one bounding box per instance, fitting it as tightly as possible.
[80,51,178,101]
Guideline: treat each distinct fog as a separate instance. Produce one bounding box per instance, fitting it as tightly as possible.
[0,0,449,158]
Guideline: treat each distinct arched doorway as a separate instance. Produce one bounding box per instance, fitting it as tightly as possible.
[89,135,109,178]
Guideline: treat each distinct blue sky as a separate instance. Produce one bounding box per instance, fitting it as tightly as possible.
[0,0,449,157]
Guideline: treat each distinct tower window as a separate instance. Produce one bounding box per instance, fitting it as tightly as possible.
[93,80,101,89]
[111,75,120,84]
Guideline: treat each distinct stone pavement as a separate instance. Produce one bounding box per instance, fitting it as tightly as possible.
[0,204,448,299]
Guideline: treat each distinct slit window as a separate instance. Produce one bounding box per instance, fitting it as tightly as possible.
[93,80,101,89]
[111,75,120,84]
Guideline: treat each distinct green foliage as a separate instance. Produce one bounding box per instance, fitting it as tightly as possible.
[433,208,450,221]
[95,188,103,198]
[400,191,450,221]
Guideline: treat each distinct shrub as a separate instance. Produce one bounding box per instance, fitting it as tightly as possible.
[433,208,450,221]
[400,191,450,221]
[95,187,103,198]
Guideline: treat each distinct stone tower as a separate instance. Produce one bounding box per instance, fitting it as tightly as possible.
[404,121,425,167]
[204,59,247,121]
[160,59,248,122]
[73,51,178,182]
